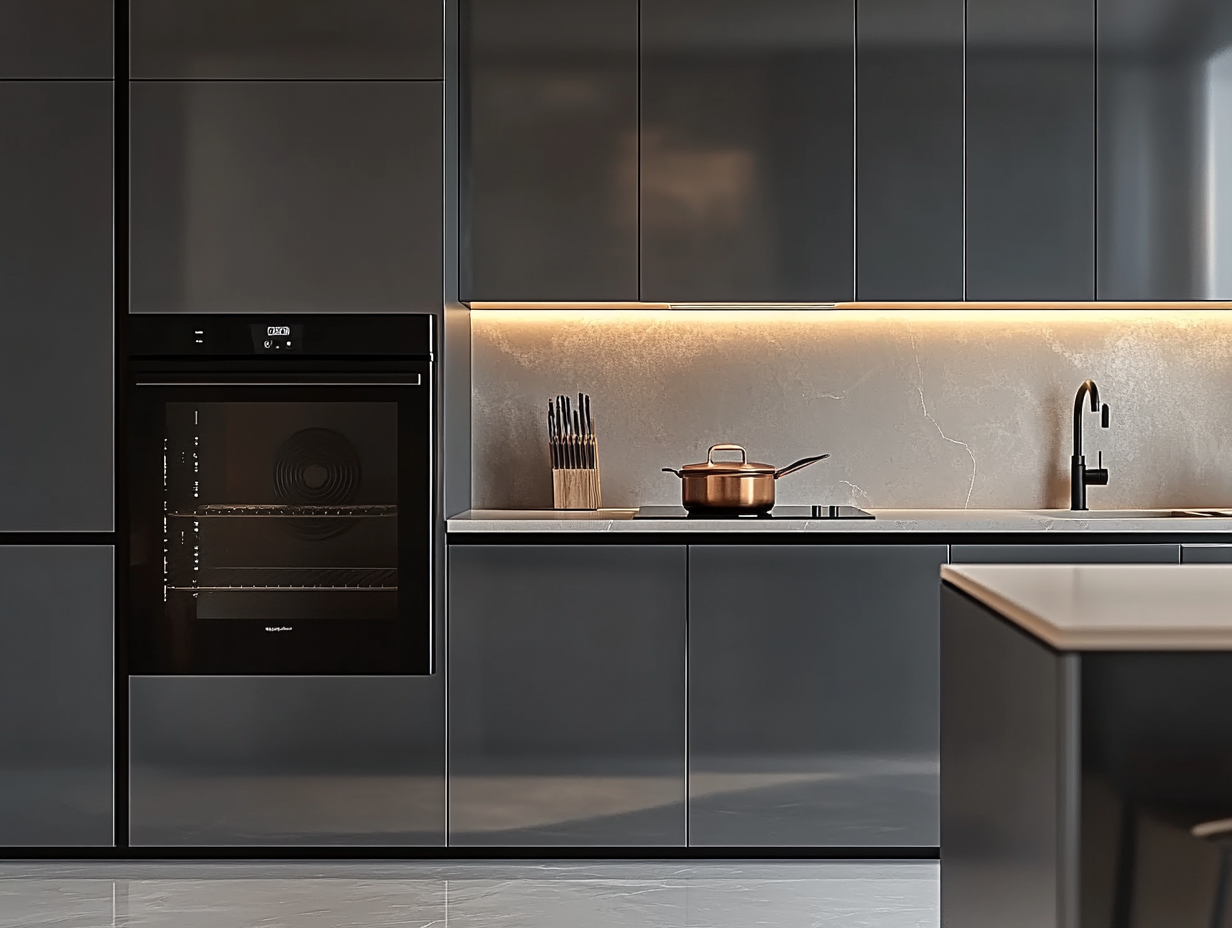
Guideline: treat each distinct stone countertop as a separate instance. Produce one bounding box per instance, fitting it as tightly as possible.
[446,508,1232,534]
[942,563,1232,649]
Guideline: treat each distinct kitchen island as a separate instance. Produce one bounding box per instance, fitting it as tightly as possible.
[941,564,1232,928]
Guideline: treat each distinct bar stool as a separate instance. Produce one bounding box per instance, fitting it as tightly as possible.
[1193,818,1232,928]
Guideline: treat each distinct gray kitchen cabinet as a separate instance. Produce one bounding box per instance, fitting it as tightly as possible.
[965,0,1094,299]
[0,82,113,532]
[0,547,113,847]
[1097,0,1232,300]
[688,545,946,847]
[640,0,854,302]
[447,545,686,846]
[130,0,442,79]
[129,676,444,846]
[857,0,964,300]
[129,80,442,315]
[1183,545,1232,564]
[0,0,113,78]
[950,544,1180,564]
[463,0,639,301]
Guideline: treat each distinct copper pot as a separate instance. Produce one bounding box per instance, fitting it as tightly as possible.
[662,444,830,514]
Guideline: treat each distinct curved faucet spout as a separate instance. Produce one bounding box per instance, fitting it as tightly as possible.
[1073,379,1100,459]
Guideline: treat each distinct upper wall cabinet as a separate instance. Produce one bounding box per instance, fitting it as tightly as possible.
[0,0,113,78]
[130,0,442,79]
[0,83,113,532]
[641,0,854,302]
[463,0,639,302]
[966,0,1094,300]
[129,81,443,314]
[857,0,964,300]
[1097,0,1232,300]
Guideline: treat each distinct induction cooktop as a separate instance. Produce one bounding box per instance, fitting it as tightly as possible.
[635,505,875,520]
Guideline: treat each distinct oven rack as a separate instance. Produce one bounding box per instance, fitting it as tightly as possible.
[167,566,398,591]
[169,504,398,518]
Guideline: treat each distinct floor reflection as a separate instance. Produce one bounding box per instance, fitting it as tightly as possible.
[0,861,939,928]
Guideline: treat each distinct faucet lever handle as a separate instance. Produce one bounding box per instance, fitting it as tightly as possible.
[1101,404,1109,428]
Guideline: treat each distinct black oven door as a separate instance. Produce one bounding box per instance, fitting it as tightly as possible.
[129,369,432,675]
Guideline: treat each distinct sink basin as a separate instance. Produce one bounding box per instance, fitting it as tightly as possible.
[1026,509,1232,519]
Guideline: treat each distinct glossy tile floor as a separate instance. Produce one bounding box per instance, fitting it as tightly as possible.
[0,861,938,927]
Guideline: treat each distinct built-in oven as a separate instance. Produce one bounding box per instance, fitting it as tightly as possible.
[127,315,434,675]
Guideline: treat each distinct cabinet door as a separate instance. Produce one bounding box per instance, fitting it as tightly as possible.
[1097,0,1231,299]
[448,545,686,846]
[130,0,442,79]
[129,80,442,315]
[950,544,1179,564]
[463,0,639,301]
[689,545,946,847]
[640,0,854,302]
[0,546,113,846]
[129,676,444,846]
[0,82,113,532]
[0,0,113,78]
[965,0,1094,299]
[856,0,964,300]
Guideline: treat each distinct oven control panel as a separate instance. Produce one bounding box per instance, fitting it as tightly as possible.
[250,324,304,353]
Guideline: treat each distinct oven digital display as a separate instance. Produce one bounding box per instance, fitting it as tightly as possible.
[250,323,304,353]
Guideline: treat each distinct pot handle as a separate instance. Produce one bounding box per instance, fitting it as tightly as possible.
[707,443,747,465]
[662,467,683,478]
[774,453,830,479]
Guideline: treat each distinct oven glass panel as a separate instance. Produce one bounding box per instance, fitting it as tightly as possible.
[164,402,398,626]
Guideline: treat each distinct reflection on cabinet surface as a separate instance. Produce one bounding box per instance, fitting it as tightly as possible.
[1097,0,1232,300]
[688,545,945,847]
[130,0,442,79]
[0,82,113,532]
[0,0,113,78]
[857,0,964,300]
[447,545,686,846]
[640,0,854,302]
[129,676,445,847]
[0,547,113,847]
[129,80,442,315]
[965,0,1094,299]
[463,0,639,301]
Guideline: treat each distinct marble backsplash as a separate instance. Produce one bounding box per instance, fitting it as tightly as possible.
[470,308,1232,511]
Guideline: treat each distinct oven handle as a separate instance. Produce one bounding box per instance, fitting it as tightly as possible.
[136,376,422,387]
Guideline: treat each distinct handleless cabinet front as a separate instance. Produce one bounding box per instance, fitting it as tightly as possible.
[463,0,639,301]
[0,547,113,847]
[0,0,113,78]
[129,80,442,315]
[688,544,946,847]
[640,0,854,302]
[447,545,687,846]
[128,675,444,847]
[950,544,1180,564]
[0,82,113,532]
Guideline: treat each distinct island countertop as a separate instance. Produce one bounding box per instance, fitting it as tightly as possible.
[446,508,1232,534]
[942,563,1232,649]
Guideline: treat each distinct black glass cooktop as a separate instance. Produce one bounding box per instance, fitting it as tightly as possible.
[635,505,874,520]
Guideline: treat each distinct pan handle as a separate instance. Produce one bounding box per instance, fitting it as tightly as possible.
[662,467,684,478]
[774,453,830,479]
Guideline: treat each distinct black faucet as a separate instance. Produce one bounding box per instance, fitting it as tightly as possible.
[1071,379,1110,510]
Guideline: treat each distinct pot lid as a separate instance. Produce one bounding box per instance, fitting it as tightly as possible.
[679,444,775,475]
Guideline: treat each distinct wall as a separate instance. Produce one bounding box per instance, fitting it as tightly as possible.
[472,308,1232,510]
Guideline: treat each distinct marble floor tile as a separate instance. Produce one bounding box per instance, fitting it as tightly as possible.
[0,861,939,928]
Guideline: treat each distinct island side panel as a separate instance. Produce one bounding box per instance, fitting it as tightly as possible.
[941,585,1074,928]
[1080,652,1232,928]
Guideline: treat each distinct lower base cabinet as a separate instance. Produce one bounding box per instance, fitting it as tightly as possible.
[687,544,946,847]
[0,546,113,847]
[447,545,687,846]
[129,676,445,847]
